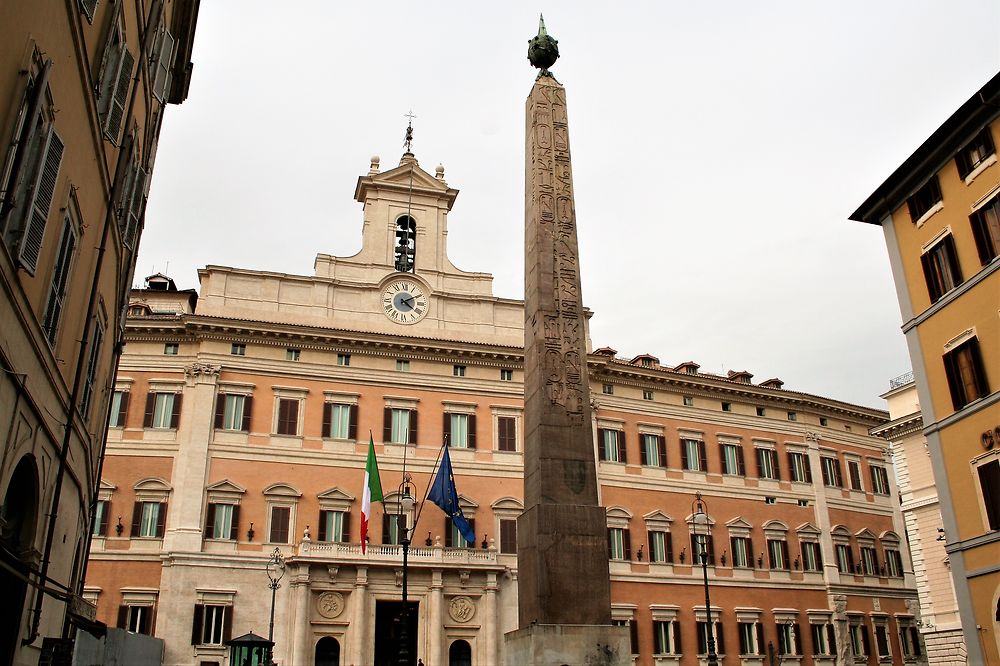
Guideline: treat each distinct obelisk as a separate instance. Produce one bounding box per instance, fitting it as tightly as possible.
[505,17,629,666]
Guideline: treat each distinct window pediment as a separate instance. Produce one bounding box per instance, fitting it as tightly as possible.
[491,497,524,513]
[643,510,673,528]
[796,522,821,536]
[318,487,355,511]
[726,517,753,530]
[206,479,246,494]
[263,483,302,498]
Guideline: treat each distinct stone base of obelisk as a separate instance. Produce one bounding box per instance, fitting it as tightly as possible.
[504,624,631,666]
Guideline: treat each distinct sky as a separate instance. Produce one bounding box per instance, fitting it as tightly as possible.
[138,1,1000,409]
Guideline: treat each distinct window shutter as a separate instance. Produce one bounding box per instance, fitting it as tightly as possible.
[123,167,146,249]
[104,47,134,140]
[191,604,203,644]
[409,409,417,445]
[756,624,764,655]
[665,531,674,562]
[756,449,765,477]
[468,414,477,449]
[640,435,648,465]
[861,625,871,655]
[910,627,921,656]
[718,443,726,471]
[144,604,155,635]
[214,395,225,429]
[468,518,476,546]
[606,528,612,559]
[382,514,390,544]
[242,396,253,432]
[617,433,627,464]
[782,541,790,569]
[597,429,608,461]
[170,394,182,428]
[322,402,332,438]
[17,128,64,273]
[348,404,358,440]
[80,0,98,21]
[143,393,155,427]
[629,620,638,655]
[673,621,681,654]
[821,460,831,486]
[317,510,328,542]
[657,436,667,468]
[680,441,689,469]
[98,505,109,536]
[204,503,216,538]
[698,442,708,472]
[804,456,813,483]
[151,29,175,101]
[41,218,76,343]
[116,605,127,629]
[383,407,392,442]
[130,502,141,536]
[793,623,802,654]
[773,451,781,480]
[736,445,745,475]
[623,528,631,559]
[827,624,836,653]
[446,518,454,547]
[443,412,451,444]
[341,512,351,543]
[715,622,725,655]
[835,459,843,487]
[707,534,715,564]
[117,391,130,426]
[156,502,167,537]
[230,505,240,541]
[222,606,232,643]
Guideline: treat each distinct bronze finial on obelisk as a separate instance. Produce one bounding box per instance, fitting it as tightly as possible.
[506,17,629,666]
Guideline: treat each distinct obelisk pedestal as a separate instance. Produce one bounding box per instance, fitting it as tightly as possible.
[505,18,629,666]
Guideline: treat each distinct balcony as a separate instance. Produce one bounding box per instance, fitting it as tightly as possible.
[296,541,501,568]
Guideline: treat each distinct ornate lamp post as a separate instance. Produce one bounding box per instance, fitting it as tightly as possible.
[265,547,286,666]
[692,493,719,666]
[397,473,416,666]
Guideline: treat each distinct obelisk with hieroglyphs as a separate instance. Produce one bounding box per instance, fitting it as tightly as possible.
[505,17,630,666]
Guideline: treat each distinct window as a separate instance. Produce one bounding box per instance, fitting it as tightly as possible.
[978,459,1000,530]
[800,541,822,571]
[873,622,891,660]
[41,215,77,344]
[777,623,801,656]
[921,235,963,302]
[640,434,667,468]
[683,396,694,407]
[286,348,300,361]
[756,407,765,417]
[118,604,153,634]
[848,460,864,491]
[163,343,178,355]
[598,428,626,463]
[602,383,614,395]
[79,314,105,417]
[870,465,890,495]
[143,392,181,429]
[821,456,843,487]
[849,621,870,659]
[500,368,513,381]
[943,337,989,410]
[787,411,797,421]
[899,622,923,659]
[96,8,134,141]
[453,365,466,377]
[653,620,681,655]
[820,416,829,426]
[768,538,790,570]
[697,621,725,656]
[971,194,1000,264]
[797,499,809,507]
[318,510,348,542]
[691,532,715,565]
[131,501,166,538]
[92,500,109,536]
[109,390,129,427]
[836,543,855,573]
[811,621,836,657]
[648,529,673,563]
[192,604,231,646]
[322,402,357,439]
[230,343,245,356]
[721,401,732,412]
[681,438,707,472]
[383,514,406,545]
[860,546,878,576]
[204,503,239,540]
[788,451,812,483]
[764,496,776,504]
[269,505,291,543]
[730,535,753,568]
[337,353,350,366]
[739,622,764,656]
[607,527,630,560]
[148,19,176,102]
[499,518,517,554]
[611,618,639,655]
[756,448,779,480]
[907,176,942,223]
[956,127,996,180]
[884,548,903,577]
[115,146,145,250]
[396,359,410,372]
[720,443,745,476]
[643,390,653,401]
[275,398,299,436]
[497,416,516,452]
[444,413,476,449]
[446,516,476,548]
[384,407,417,445]
[215,393,252,432]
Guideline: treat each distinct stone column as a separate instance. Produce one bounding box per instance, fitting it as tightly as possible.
[291,563,310,665]
[351,566,369,666]
[428,569,444,666]
[485,572,499,666]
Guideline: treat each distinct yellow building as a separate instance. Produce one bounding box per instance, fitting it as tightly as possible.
[0,1,200,664]
[84,150,925,666]
[851,71,1000,664]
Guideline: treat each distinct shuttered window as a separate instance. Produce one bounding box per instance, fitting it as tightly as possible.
[322,402,357,439]
[41,215,77,344]
[96,11,135,142]
[499,519,517,554]
[276,398,299,435]
[150,25,176,102]
[497,416,516,451]
[16,127,64,274]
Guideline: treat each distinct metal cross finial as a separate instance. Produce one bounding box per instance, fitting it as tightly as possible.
[404,111,416,152]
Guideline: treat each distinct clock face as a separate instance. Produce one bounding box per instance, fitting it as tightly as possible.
[381,279,428,324]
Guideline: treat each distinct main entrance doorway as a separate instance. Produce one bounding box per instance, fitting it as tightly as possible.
[373,600,418,666]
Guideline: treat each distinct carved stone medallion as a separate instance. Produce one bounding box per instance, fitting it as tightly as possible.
[316,591,345,619]
[448,596,476,623]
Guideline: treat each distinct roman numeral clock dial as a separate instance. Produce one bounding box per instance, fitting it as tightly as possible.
[381,280,428,324]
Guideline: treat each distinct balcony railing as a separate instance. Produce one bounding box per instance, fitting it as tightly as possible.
[297,540,499,566]
[888,371,914,390]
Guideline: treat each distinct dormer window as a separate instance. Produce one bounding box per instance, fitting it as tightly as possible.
[394,215,416,273]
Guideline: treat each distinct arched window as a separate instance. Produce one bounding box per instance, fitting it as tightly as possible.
[315,636,340,666]
[394,215,416,273]
[449,639,472,666]
[0,455,40,552]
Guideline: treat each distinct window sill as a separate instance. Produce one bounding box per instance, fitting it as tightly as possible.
[964,153,997,185]
[913,201,944,229]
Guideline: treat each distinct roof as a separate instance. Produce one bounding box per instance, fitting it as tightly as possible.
[849,70,1000,225]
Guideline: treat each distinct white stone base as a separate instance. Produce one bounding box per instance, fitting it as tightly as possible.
[922,628,968,665]
[504,624,631,666]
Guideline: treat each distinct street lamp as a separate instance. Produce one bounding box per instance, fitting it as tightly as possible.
[265,547,286,666]
[692,493,719,666]
[397,473,416,666]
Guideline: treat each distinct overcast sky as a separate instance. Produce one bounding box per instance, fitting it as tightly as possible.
[138,1,1000,409]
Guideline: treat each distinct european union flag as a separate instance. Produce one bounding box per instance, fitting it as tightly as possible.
[427,445,475,544]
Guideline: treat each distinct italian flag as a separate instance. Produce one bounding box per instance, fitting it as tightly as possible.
[361,435,383,554]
